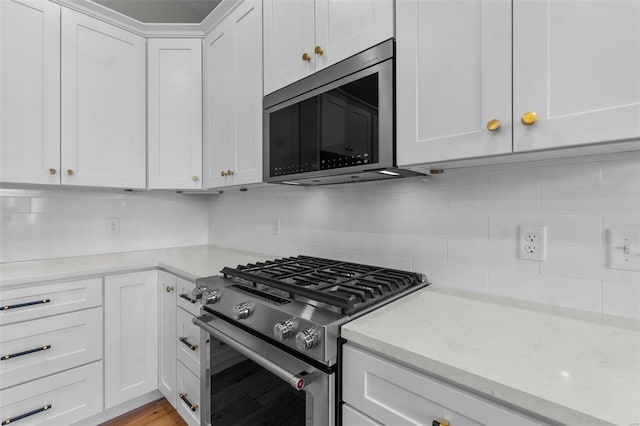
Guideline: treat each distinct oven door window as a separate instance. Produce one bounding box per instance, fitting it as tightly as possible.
[268,73,379,178]
[210,342,306,425]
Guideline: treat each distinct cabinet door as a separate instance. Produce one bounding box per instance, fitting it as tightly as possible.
[204,0,263,188]
[158,272,177,408]
[513,0,640,151]
[396,0,512,166]
[61,8,146,189]
[104,271,158,409]
[203,19,234,189]
[263,0,315,94]
[148,39,202,190]
[0,0,60,184]
[314,0,393,71]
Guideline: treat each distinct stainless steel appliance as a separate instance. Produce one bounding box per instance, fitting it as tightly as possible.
[192,256,429,426]
[263,39,423,186]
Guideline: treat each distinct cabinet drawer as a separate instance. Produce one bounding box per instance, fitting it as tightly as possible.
[176,278,200,317]
[0,278,102,325]
[177,360,200,426]
[0,307,102,389]
[0,361,103,425]
[343,404,383,426]
[177,306,200,376]
[343,344,545,426]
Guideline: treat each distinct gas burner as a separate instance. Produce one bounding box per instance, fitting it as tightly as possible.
[221,255,427,315]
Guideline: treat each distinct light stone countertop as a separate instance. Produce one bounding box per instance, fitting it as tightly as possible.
[0,245,273,287]
[2,247,638,425]
[342,286,640,426]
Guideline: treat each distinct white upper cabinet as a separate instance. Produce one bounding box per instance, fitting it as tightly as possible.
[147,38,202,189]
[0,0,60,184]
[263,0,315,94]
[396,0,512,166]
[61,8,146,189]
[204,0,263,188]
[513,0,640,152]
[263,0,393,95]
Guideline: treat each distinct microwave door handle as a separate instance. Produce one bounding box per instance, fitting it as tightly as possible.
[192,315,311,391]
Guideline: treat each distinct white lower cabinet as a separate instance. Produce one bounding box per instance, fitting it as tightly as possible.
[0,361,103,425]
[104,271,158,409]
[158,271,178,407]
[0,308,102,389]
[177,360,201,426]
[342,344,547,426]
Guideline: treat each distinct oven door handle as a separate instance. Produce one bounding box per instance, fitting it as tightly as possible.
[193,315,311,391]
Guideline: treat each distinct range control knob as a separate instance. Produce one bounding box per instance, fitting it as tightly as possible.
[273,318,298,342]
[191,286,207,300]
[232,302,253,320]
[204,290,221,305]
[295,329,320,352]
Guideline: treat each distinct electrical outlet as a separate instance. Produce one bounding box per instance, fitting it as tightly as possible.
[519,225,547,261]
[108,218,120,234]
[271,216,280,236]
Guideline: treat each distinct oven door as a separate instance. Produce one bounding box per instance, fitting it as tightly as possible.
[193,313,335,426]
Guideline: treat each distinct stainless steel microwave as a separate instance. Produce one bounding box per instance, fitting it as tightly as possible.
[263,39,421,185]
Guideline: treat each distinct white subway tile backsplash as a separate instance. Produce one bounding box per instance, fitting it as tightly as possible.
[382,235,447,261]
[488,162,601,188]
[601,156,640,183]
[0,187,210,262]
[383,190,448,214]
[413,213,488,239]
[541,182,640,214]
[449,187,539,213]
[602,281,640,320]
[413,258,489,293]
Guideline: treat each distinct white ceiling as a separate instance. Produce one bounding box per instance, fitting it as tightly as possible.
[93,0,223,23]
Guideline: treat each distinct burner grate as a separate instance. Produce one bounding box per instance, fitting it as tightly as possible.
[221,255,428,314]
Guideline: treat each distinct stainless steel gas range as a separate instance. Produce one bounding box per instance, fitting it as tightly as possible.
[191,255,429,426]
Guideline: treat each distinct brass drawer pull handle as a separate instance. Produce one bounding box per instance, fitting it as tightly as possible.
[179,337,198,351]
[432,421,450,426]
[179,393,198,412]
[3,404,51,424]
[2,345,51,361]
[2,299,50,310]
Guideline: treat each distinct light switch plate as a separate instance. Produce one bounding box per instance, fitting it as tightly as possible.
[607,229,640,271]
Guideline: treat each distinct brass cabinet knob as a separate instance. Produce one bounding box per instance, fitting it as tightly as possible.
[302,52,311,62]
[227,170,234,176]
[521,111,537,126]
[192,176,199,181]
[432,421,449,426]
[166,286,174,293]
[66,169,74,176]
[314,45,323,55]
[220,170,227,177]
[486,119,501,132]
[48,168,57,175]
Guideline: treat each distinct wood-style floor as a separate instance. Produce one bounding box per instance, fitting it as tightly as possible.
[100,398,186,426]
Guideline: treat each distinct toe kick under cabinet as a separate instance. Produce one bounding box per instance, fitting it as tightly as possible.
[342,344,550,426]
[0,278,104,425]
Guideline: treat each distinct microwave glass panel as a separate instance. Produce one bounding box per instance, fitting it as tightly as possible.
[269,73,379,178]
